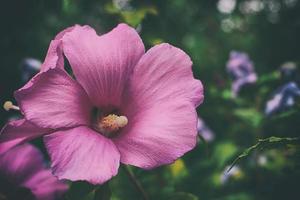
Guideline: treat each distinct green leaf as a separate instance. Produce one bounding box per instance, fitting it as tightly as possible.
[257,71,280,84]
[62,0,77,14]
[65,181,95,200]
[104,2,158,27]
[221,193,254,200]
[270,109,298,120]
[221,89,232,100]
[94,183,111,200]
[120,7,158,27]
[169,158,188,179]
[65,181,111,200]
[233,108,263,128]
[213,142,238,168]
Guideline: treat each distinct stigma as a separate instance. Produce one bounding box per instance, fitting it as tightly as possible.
[97,114,128,136]
[3,101,20,111]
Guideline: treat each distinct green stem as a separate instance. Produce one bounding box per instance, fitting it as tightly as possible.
[122,165,149,200]
[227,136,300,173]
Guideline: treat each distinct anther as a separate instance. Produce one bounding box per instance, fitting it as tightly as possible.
[3,101,20,111]
[98,114,128,136]
[115,116,128,128]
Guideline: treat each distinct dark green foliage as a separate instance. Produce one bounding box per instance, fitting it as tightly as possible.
[0,0,300,199]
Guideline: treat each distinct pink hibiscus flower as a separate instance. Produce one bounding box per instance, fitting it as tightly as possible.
[0,24,204,184]
[0,143,67,200]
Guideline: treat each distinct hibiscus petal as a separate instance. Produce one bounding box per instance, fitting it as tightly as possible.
[17,26,77,96]
[41,25,76,72]
[123,43,203,108]
[0,119,49,155]
[114,43,203,169]
[0,143,67,200]
[115,101,198,169]
[24,170,68,200]
[62,23,145,107]
[0,144,45,185]
[15,68,92,129]
[40,39,64,72]
[44,126,120,184]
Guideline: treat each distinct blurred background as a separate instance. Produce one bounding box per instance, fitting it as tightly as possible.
[0,0,300,199]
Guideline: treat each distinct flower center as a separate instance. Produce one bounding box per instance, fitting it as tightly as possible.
[95,114,128,137]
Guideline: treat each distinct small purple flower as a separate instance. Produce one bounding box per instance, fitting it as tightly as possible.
[280,62,297,77]
[197,117,215,142]
[226,51,257,97]
[0,144,67,200]
[20,58,42,83]
[280,62,298,81]
[265,82,300,116]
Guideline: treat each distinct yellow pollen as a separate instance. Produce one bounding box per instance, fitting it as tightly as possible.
[3,101,20,111]
[98,114,128,135]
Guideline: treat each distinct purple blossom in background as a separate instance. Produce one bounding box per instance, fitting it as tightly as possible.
[280,62,297,77]
[197,117,215,142]
[226,51,257,97]
[265,82,300,116]
[20,58,42,83]
[280,62,298,81]
[0,144,67,200]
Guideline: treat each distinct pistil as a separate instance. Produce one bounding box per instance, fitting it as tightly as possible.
[3,101,20,111]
